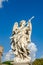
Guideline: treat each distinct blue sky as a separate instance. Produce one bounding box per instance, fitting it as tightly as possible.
[0,0,43,58]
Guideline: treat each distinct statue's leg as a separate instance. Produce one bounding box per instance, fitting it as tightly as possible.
[22,44,27,54]
[23,53,31,59]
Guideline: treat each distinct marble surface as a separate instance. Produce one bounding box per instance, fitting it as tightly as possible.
[11,62,32,65]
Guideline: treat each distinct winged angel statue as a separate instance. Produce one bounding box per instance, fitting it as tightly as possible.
[10,16,34,63]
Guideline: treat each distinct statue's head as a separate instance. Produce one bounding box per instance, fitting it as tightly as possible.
[20,20,26,27]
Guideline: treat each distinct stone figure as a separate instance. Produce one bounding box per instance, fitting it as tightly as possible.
[10,16,34,63]
[0,46,4,64]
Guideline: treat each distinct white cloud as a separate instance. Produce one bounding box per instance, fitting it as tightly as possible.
[28,42,37,62]
[0,0,8,8]
[5,50,14,61]
[2,50,14,62]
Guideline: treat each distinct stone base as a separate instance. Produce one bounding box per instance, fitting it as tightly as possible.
[2,64,8,65]
[11,62,32,65]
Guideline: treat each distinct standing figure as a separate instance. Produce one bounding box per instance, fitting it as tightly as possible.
[10,16,34,63]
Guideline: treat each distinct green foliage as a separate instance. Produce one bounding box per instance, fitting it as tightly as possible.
[32,58,43,65]
[2,61,13,65]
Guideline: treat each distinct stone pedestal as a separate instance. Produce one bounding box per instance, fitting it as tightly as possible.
[11,62,32,65]
[2,64,8,65]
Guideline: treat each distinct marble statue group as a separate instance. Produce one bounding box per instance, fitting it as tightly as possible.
[10,16,34,63]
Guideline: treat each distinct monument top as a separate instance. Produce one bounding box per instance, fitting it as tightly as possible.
[0,46,4,53]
